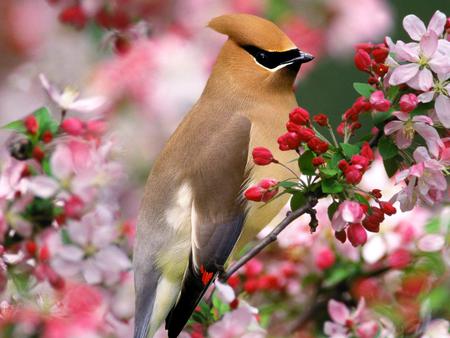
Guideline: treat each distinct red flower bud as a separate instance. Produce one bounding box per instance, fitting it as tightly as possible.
[373,63,389,77]
[64,195,84,219]
[359,203,369,214]
[24,115,39,134]
[347,223,367,247]
[360,142,374,161]
[41,130,53,143]
[289,107,310,125]
[25,240,37,256]
[354,49,371,72]
[351,155,369,171]
[345,166,363,184]
[352,97,369,113]
[371,207,385,223]
[313,114,329,126]
[350,122,362,131]
[372,47,389,63]
[399,93,418,113]
[243,279,258,294]
[335,230,347,243]
[244,178,278,202]
[32,146,45,162]
[307,137,329,154]
[379,201,396,215]
[338,159,349,172]
[61,118,84,136]
[86,119,107,135]
[39,245,50,262]
[315,248,336,270]
[354,43,374,53]
[362,215,380,232]
[277,132,300,151]
[297,127,315,142]
[252,147,275,165]
[446,18,450,30]
[114,36,132,55]
[312,156,325,166]
[59,5,87,29]
[387,248,411,269]
[343,108,359,122]
[371,189,382,199]
[370,90,391,112]
[245,258,263,277]
[286,121,301,133]
[336,122,345,136]
[367,76,379,85]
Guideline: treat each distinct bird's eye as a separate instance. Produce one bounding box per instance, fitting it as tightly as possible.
[258,51,266,59]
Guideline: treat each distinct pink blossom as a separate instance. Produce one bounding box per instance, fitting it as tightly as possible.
[420,319,450,338]
[324,298,367,337]
[418,73,450,128]
[402,10,447,41]
[369,90,391,112]
[384,111,443,157]
[331,201,365,232]
[418,234,445,252]
[207,305,265,338]
[395,147,447,211]
[39,74,106,113]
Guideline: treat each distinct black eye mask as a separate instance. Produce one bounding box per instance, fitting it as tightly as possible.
[242,45,314,69]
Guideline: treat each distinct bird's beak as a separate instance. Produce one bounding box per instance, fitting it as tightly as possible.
[283,49,314,66]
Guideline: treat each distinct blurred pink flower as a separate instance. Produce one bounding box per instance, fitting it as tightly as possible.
[402,11,447,41]
[395,147,447,211]
[331,201,364,232]
[384,112,442,157]
[420,319,450,338]
[326,0,392,55]
[418,73,450,128]
[417,234,445,252]
[324,298,366,337]
[39,74,106,113]
[207,305,265,338]
[50,206,131,285]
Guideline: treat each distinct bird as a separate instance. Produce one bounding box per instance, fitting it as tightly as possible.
[133,13,313,338]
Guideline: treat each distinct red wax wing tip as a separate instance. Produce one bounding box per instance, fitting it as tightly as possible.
[199,265,214,286]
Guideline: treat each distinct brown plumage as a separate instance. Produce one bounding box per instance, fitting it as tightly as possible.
[133,13,313,338]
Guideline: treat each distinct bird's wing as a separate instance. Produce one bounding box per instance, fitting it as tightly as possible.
[165,114,251,337]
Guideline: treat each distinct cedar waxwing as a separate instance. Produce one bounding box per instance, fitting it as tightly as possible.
[134,13,313,338]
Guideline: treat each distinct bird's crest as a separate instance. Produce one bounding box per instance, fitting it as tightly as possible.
[208,13,296,52]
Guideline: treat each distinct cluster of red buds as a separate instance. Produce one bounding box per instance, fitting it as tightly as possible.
[337,143,373,184]
[354,42,390,84]
[278,107,329,155]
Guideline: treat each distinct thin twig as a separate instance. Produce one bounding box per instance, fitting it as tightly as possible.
[219,196,318,282]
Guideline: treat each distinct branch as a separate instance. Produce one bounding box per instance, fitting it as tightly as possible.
[219,196,318,282]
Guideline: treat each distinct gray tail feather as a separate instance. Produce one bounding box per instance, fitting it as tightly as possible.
[134,266,160,338]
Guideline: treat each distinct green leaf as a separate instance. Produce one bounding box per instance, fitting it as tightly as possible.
[387,85,400,101]
[378,136,398,160]
[424,218,440,233]
[319,167,338,178]
[323,263,358,288]
[340,143,360,158]
[383,155,401,177]
[278,181,299,189]
[42,158,52,176]
[10,272,31,296]
[329,152,344,169]
[372,109,393,125]
[423,286,449,312]
[322,179,343,193]
[61,228,72,245]
[298,150,316,176]
[2,120,27,133]
[290,192,307,211]
[354,193,370,207]
[353,82,376,98]
[33,107,59,136]
[327,202,339,221]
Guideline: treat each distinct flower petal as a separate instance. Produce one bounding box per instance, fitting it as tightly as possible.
[412,115,433,124]
[328,300,350,325]
[384,121,404,135]
[427,10,446,36]
[418,234,445,252]
[393,42,420,62]
[395,129,413,149]
[413,146,432,163]
[68,96,107,113]
[420,32,438,58]
[417,91,435,103]
[407,68,433,91]
[389,63,419,86]
[435,94,450,128]
[403,14,426,41]
[428,53,450,75]
[26,176,59,198]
